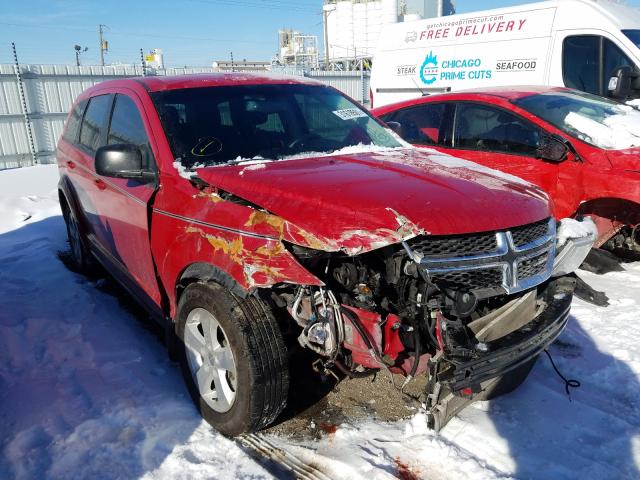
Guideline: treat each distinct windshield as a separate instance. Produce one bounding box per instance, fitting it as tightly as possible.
[623,29,640,49]
[513,90,640,150]
[151,83,402,168]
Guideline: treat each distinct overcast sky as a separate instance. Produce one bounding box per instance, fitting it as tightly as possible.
[1,0,639,66]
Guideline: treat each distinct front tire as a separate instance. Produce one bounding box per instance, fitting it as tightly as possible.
[62,202,94,273]
[176,282,289,436]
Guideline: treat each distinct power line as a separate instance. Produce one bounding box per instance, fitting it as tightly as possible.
[185,0,315,12]
[0,21,95,33]
[0,21,277,45]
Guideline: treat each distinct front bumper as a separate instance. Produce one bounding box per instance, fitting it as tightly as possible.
[426,276,575,430]
[552,218,598,277]
[446,283,572,391]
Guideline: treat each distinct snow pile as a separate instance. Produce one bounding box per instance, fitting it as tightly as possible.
[564,106,640,150]
[234,157,270,175]
[173,160,192,179]
[626,99,640,109]
[557,217,598,247]
[238,163,267,175]
[239,143,409,164]
[1,165,639,479]
[0,165,61,234]
[174,144,408,177]
[284,143,407,160]
[173,159,206,180]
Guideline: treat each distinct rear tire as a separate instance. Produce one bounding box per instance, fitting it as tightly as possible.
[176,282,289,436]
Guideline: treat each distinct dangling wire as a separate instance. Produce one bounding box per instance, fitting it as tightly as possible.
[544,349,581,400]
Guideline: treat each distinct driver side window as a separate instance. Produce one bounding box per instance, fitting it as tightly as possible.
[107,94,155,170]
[563,35,634,96]
[453,103,540,157]
[603,38,633,87]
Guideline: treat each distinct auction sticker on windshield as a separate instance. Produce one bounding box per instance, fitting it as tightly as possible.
[333,108,369,120]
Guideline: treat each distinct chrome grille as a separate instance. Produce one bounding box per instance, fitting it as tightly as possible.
[407,232,498,258]
[403,217,556,295]
[511,219,551,248]
[517,252,549,281]
[431,268,504,291]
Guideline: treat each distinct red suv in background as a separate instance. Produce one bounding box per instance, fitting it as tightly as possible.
[373,87,640,258]
[56,75,594,435]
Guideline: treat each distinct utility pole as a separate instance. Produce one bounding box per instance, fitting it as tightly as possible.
[98,24,108,66]
[322,3,335,70]
[323,8,329,69]
[230,51,235,72]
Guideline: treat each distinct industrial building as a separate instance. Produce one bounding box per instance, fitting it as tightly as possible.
[276,29,319,69]
[323,0,455,69]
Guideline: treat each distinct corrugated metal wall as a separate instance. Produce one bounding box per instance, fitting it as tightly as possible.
[0,64,370,170]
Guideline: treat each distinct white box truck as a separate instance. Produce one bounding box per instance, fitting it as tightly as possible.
[369,0,640,107]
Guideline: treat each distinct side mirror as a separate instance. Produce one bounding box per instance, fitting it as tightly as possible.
[386,121,402,135]
[95,144,154,181]
[537,134,569,163]
[607,65,637,100]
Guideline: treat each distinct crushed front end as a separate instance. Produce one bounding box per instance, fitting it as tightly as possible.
[271,216,596,430]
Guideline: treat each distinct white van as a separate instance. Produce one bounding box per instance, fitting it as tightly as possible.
[370,0,640,107]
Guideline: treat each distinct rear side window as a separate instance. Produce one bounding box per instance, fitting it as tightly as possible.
[107,94,154,170]
[62,100,87,144]
[79,94,112,152]
[381,103,448,146]
[453,103,540,156]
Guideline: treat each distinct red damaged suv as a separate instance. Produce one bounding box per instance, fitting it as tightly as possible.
[373,87,640,258]
[56,74,594,435]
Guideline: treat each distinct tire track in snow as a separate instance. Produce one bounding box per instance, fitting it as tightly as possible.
[240,433,333,480]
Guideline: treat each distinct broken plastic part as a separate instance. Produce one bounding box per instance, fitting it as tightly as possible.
[467,290,537,343]
[553,218,597,276]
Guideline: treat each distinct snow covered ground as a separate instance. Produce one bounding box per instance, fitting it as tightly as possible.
[1,165,639,480]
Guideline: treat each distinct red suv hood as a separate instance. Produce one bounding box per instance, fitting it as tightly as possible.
[196,148,551,253]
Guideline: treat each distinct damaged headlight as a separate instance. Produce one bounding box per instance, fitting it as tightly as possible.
[552,217,598,277]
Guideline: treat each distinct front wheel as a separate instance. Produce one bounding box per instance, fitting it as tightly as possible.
[176,282,289,436]
[62,202,94,273]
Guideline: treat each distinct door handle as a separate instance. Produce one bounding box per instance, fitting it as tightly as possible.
[66,160,76,169]
[94,179,107,191]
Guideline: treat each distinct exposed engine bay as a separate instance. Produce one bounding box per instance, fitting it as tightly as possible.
[268,217,594,429]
